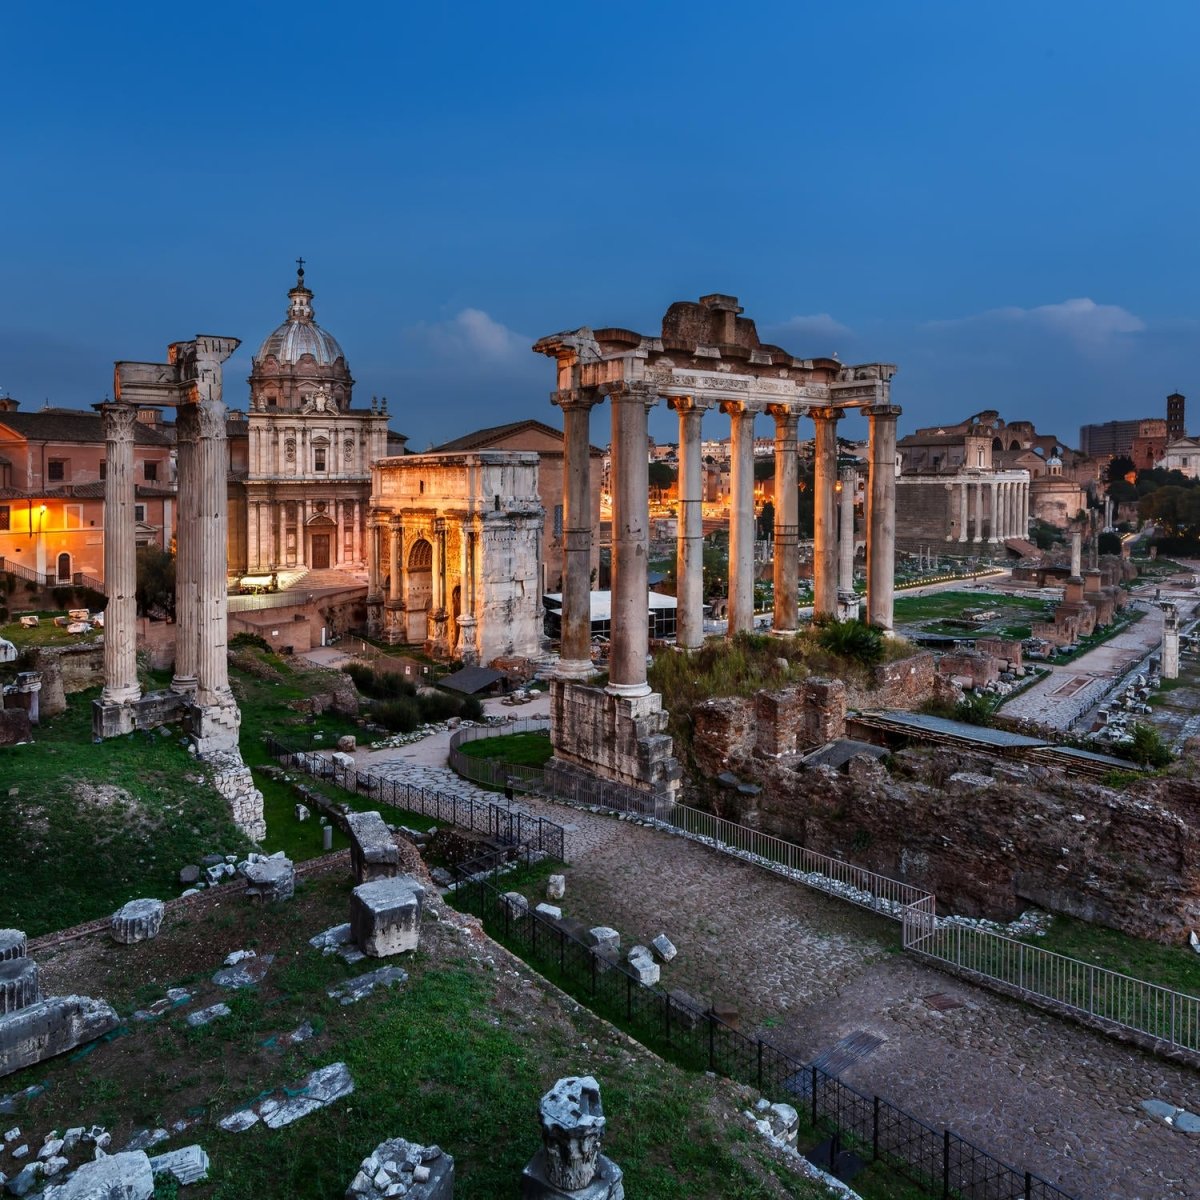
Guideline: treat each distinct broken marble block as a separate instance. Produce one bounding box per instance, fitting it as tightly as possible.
[0,995,120,1080]
[521,1076,624,1200]
[41,1150,153,1200]
[650,934,676,963]
[149,1145,209,1186]
[344,1137,454,1200]
[237,852,295,902]
[626,946,659,986]
[0,960,40,1015]
[345,811,400,883]
[110,899,164,945]
[0,931,26,963]
[351,876,425,957]
[585,927,619,954]
[546,874,565,901]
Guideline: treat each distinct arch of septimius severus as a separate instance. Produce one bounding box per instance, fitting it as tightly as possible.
[534,294,898,806]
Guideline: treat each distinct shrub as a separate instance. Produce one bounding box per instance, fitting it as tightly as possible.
[230,632,272,653]
[460,695,484,721]
[372,697,422,732]
[1127,723,1173,768]
[815,618,885,666]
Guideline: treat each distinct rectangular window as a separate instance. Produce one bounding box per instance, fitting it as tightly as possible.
[99,461,107,481]
[47,459,66,482]
[144,461,158,482]
[314,448,326,472]
[0,506,9,531]
[134,504,146,523]
[63,504,83,530]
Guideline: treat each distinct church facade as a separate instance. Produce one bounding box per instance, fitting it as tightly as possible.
[227,268,397,579]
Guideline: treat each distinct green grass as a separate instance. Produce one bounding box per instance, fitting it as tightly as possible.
[892,591,1043,624]
[0,611,103,649]
[0,689,251,935]
[457,732,553,768]
[1021,912,1200,997]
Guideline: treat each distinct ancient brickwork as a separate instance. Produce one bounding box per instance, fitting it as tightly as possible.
[937,651,1000,689]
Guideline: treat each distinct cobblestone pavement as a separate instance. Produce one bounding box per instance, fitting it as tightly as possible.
[353,729,1200,1198]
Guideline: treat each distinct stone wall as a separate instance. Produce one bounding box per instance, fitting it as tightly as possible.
[30,644,104,696]
[936,650,1000,689]
[743,748,1200,943]
[845,652,937,709]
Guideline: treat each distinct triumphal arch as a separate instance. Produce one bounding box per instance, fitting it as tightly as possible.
[534,294,899,806]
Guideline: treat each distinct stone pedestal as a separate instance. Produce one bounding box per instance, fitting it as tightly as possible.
[0,959,40,1014]
[521,1076,623,1200]
[345,1138,454,1200]
[351,876,426,957]
[111,899,165,945]
[547,680,679,806]
[520,1151,624,1200]
[1163,606,1181,679]
[346,811,401,883]
[237,852,295,902]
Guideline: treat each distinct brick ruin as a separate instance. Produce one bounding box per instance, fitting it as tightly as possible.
[686,673,1200,943]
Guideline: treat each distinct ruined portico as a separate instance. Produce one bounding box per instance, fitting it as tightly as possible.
[93,336,264,840]
[534,294,898,802]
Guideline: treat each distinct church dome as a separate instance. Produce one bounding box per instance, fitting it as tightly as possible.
[253,267,347,368]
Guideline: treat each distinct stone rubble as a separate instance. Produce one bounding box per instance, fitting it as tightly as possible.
[120,1129,167,1154]
[345,1137,454,1200]
[185,1003,231,1029]
[625,946,659,986]
[309,923,366,964]
[546,875,566,901]
[236,852,296,902]
[650,934,676,963]
[327,967,408,1006]
[211,953,274,989]
[40,1150,154,1200]
[148,1145,209,1186]
[220,1062,355,1133]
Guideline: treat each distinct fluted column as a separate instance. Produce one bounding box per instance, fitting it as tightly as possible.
[972,482,984,543]
[987,479,999,543]
[101,401,141,706]
[669,396,707,650]
[723,401,756,637]
[195,397,233,707]
[388,521,404,603]
[811,406,842,618]
[958,480,969,542]
[607,384,654,696]
[768,406,800,635]
[1022,481,1030,534]
[838,467,856,595]
[366,515,382,600]
[866,404,901,631]
[552,388,601,677]
[171,403,199,695]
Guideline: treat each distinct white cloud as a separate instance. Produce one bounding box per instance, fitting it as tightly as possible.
[409,308,528,362]
[928,298,1145,350]
[769,312,852,341]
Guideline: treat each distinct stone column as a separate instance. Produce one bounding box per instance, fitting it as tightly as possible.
[388,521,403,603]
[865,404,901,632]
[670,396,707,650]
[552,388,600,677]
[811,406,842,618]
[972,482,984,543]
[366,516,382,599]
[723,401,756,637]
[1022,481,1030,534]
[194,396,233,708]
[988,479,999,543]
[1163,605,1180,679]
[1070,529,1082,578]
[838,467,856,595]
[608,384,654,697]
[101,401,141,708]
[171,403,199,696]
[958,480,969,542]
[768,406,800,635]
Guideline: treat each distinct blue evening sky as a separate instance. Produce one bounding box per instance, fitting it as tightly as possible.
[2,1,1197,450]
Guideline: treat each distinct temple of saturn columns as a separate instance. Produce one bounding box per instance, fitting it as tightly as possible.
[534,294,899,804]
[93,336,265,840]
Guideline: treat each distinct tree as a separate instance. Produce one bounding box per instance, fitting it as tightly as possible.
[136,545,176,619]
[757,501,775,540]
[753,458,776,482]
[1107,455,1136,485]
[1128,723,1172,768]
[1097,531,1122,556]
[647,461,676,501]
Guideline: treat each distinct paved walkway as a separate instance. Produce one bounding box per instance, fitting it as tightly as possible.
[348,722,1199,1199]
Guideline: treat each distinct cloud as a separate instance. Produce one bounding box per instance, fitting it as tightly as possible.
[927,298,1145,350]
[768,312,852,342]
[408,308,528,362]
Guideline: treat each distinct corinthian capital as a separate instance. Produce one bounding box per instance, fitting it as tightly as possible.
[100,402,139,442]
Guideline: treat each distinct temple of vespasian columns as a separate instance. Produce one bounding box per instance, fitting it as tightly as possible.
[534,294,899,805]
[92,336,265,840]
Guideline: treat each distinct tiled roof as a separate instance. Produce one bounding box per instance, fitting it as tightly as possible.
[432,418,602,456]
[0,409,174,446]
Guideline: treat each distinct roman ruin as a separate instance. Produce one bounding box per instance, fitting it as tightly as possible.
[534,294,898,800]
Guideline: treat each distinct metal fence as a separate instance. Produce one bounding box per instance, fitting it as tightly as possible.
[263,734,566,862]
[905,901,1200,1057]
[461,871,1075,1200]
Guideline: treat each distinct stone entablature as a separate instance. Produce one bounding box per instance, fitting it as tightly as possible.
[367,451,544,665]
[896,469,1031,550]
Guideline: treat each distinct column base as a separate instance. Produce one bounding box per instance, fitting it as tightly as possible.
[837,591,861,622]
[366,596,384,639]
[185,698,242,757]
[454,615,479,666]
[383,600,407,646]
[605,680,652,699]
[554,657,597,681]
[769,626,798,638]
[520,1149,624,1200]
[92,698,136,739]
[171,675,198,697]
[425,608,452,660]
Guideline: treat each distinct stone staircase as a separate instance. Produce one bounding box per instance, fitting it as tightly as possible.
[283,567,367,593]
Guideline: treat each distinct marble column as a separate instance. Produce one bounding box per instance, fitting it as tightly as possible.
[553,388,600,677]
[670,396,707,650]
[972,482,984,543]
[958,480,969,542]
[1022,481,1030,533]
[367,515,382,599]
[195,397,233,708]
[388,521,404,603]
[865,404,901,632]
[988,479,1000,543]
[723,401,756,637]
[768,406,800,635]
[171,403,199,695]
[811,406,842,618]
[838,467,856,596]
[608,384,654,696]
[101,401,141,707]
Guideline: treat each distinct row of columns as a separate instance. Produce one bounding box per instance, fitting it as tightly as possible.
[956,477,1030,543]
[246,496,365,571]
[553,384,900,698]
[100,394,234,712]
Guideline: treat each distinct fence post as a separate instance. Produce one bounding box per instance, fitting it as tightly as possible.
[708,1014,716,1073]
[664,989,671,1046]
[942,1129,951,1200]
[810,1065,818,1129]
[872,1095,879,1160]
[559,925,565,976]
[590,948,597,998]
[1024,1171,1032,1200]
[626,970,633,1022]
[756,1040,763,1093]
